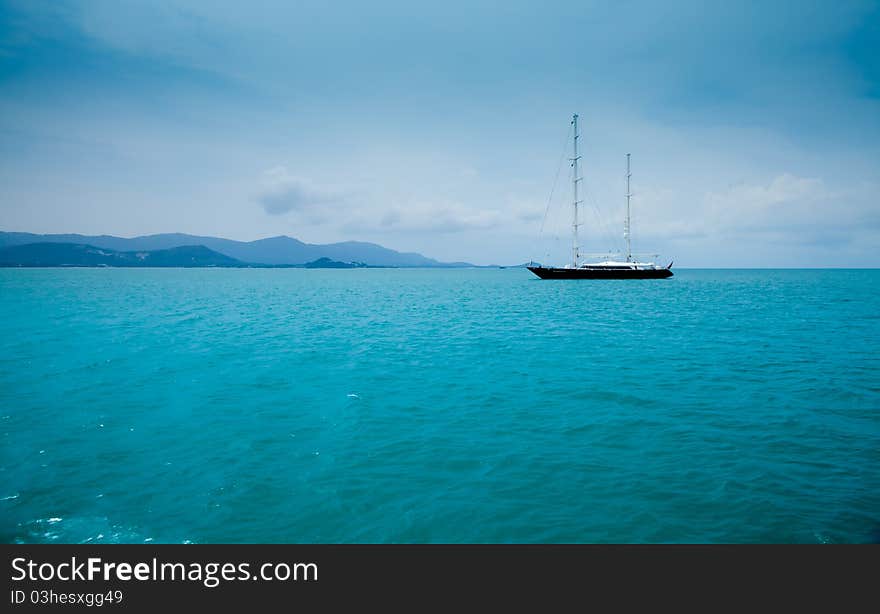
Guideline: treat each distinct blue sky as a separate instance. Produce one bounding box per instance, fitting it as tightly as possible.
[1,0,878,266]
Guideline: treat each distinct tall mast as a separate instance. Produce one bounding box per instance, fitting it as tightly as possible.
[624,153,632,262]
[571,114,582,267]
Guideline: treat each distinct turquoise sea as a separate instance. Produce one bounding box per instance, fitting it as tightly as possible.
[1,268,878,543]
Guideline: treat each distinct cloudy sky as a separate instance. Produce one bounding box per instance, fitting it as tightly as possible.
[1,0,878,266]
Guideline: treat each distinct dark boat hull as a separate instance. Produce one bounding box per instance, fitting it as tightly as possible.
[527,266,673,279]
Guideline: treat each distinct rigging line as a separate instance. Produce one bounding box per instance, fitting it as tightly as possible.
[539,121,572,236]
[593,200,619,253]
[531,122,574,264]
[542,164,571,265]
[581,180,621,256]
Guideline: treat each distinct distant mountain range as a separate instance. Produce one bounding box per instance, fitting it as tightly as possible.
[0,242,378,268]
[0,243,242,267]
[0,232,472,267]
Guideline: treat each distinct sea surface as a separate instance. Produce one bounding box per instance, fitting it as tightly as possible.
[1,268,878,543]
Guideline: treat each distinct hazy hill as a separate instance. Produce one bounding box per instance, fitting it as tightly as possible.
[0,243,245,267]
[0,232,471,267]
[303,257,367,269]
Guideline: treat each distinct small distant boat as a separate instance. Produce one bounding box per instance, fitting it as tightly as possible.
[528,114,673,280]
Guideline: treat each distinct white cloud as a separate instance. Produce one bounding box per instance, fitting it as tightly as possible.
[633,173,879,247]
[256,167,338,220]
[255,166,514,236]
[705,174,826,232]
[351,201,504,234]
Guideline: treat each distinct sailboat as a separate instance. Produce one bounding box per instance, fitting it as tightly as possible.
[528,114,673,280]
